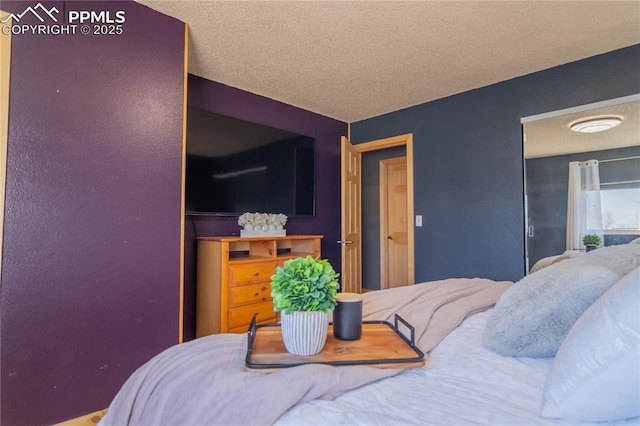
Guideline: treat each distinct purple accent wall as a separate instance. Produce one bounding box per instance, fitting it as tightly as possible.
[185,75,347,340]
[0,1,185,424]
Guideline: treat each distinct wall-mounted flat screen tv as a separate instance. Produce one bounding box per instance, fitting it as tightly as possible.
[185,107,315,216]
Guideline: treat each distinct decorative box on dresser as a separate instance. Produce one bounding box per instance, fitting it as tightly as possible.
[196,235,323,336]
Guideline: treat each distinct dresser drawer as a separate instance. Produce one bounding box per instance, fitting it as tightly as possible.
[228,261,278,287]
[229,282,272,307]
[228,301,277,330]
[228,317,276,334]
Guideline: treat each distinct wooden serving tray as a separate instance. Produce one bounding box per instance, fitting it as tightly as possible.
[245,315,425,371]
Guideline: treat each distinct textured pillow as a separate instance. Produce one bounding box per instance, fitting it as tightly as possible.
[483,244,640,358]
[541,267,640,421]
[482,264,619,357]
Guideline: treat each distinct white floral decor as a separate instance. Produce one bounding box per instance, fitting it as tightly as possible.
[239,212,287,238]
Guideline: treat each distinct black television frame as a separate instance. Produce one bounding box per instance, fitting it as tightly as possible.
[185,107,316,217]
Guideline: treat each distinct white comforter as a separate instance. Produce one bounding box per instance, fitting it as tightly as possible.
[277,311,640,426]
[100,278,508,426]
[101,277,639,425]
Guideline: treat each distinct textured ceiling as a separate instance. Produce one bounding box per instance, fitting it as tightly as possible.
[524,101,640,159]
[138,1,640,122]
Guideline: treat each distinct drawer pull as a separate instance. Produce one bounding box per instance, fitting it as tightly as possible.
[253,292,259,297]
[262,286,267,291]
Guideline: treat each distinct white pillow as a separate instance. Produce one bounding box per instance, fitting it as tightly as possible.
[541,267,640,421]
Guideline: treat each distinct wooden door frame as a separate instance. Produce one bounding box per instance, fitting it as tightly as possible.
[0,12,11,287]
[379,156,408,289]
[352,134,415,287]
[178,23,189,343]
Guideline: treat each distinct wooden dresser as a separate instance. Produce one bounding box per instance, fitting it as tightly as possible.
[196,235,323,336]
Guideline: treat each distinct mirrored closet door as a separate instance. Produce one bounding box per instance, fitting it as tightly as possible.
[523,96,640,273]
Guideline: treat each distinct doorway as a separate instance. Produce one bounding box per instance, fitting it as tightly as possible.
[340,134,415,293]
[380,156,408,289]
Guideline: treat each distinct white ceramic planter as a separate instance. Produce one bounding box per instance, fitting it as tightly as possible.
[280,311,329,356]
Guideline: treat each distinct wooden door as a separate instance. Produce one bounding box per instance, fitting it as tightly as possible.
[340,136,361,293]
[380,157,409,289]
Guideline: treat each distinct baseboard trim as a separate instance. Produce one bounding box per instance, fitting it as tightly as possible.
[55,409,107,426]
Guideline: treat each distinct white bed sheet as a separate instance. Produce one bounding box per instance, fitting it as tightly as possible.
[276,311,640,426]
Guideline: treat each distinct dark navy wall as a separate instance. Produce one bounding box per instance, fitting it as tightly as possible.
[185,75,347,341]
[526,146,640,266]
[352,44,640,283]
[1,1,185,424]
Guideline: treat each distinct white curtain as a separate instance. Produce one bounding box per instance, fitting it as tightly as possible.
[566,160,603,250]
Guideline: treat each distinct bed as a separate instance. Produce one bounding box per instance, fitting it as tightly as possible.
[101,244,640,426]
[530,237,640,274]
[530,250,583,273]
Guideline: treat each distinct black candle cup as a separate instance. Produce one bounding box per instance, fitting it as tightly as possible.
[333,293,363,341]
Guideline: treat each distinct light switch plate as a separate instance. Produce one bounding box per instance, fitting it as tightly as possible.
[416,215,423,227]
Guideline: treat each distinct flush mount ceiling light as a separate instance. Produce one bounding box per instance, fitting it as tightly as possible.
[569,116,623,133]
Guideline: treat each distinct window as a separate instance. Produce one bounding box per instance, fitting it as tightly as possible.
[601,188,640,232]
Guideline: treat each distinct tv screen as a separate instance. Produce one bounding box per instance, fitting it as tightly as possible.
[185,107,315,216]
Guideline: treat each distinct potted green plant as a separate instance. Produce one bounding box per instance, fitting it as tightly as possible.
[582,234,602,252]
[271,256,339,356]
